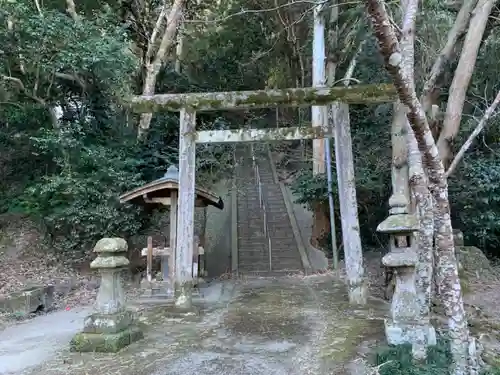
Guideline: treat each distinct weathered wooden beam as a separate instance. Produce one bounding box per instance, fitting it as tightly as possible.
[125,84,397,113]
[169,190,178,285]
[195,126,332,144]
[175,108,196,309]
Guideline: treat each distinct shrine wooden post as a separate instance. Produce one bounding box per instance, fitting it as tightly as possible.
[125,84,398,309]
[175,108,197,308]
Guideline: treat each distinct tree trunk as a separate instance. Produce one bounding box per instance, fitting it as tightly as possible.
[446,90,500,177]
[437,0,497,167]
[400,0,434,340]
[407,124,434,324]
[311,0,327,175]
[310,0,331,252]
[310,203,330,252]
[175,31,185,74]
[420,0,478,114]
[324,0,339,268]
[364,1,473,373]
[137,0,185,140]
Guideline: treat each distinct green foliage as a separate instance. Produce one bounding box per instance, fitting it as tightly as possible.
[376,340,500,375]
[0,1,137,103]
[0,0,498,260]
[449,151,500,253]
[289,104,392,253]
[291,170,332,209]
[17,123,149,252]
[375,340,452,375]
[185,1,275,91]
[484,367,500,375]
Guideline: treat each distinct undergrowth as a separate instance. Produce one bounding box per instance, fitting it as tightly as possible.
[375,339,500,375]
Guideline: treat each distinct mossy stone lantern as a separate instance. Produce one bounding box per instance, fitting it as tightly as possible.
[377,194,421,345]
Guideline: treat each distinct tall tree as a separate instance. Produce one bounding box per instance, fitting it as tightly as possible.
[364,0,476,373]
[399,0,434,352]
[137,0,185,140]
[436,0,497,168]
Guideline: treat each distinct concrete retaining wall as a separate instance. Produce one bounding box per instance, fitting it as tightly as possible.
[202,179,233,278]
[281,185,329,272]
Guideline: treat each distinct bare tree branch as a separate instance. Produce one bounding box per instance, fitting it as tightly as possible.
[65,0,79,21]
[34,0,43,16]
[420,0,478,114]
[446,90,500,177]
[185,0,335,24]
[137,0,186,140]
[145,2,169,64]
[437,0,497,167]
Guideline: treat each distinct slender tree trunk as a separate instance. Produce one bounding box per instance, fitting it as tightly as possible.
[407,125,435,326]
[311,1,327,175]
[310,1,330,253]
[364,1,473,373]
[420,0,478,114]
[437,0,497,167]
[446,89,500,177]
[175,31,185,74]
[324,0,339,268]
[400,0,434,337]
[137,0,185,140]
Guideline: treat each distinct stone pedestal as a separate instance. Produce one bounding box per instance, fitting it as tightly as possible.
[377,197,436,354]
[382,250,436,347]
[174,281,194,310]
[141,279,174,298]
[70,238,143,353]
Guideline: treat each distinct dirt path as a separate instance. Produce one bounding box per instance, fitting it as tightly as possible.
[2,275,388,375]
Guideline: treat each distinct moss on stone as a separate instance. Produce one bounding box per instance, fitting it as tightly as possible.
[377,213,419,234]
[70,326,144,353]
[125,84,397,113]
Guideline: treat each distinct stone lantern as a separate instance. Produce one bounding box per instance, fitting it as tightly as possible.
[70,238,143,353]
[377,194,428,348]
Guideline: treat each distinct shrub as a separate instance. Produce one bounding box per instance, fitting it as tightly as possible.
[375,340,500,375]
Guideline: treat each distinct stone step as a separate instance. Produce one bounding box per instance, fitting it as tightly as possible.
[235,144,303,274]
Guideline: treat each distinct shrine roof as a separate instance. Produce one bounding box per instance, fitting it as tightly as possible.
[119,166,224,210]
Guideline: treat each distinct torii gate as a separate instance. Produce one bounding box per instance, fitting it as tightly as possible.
[124,84,398,310]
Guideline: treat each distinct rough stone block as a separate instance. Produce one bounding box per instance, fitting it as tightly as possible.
[70,325,143,353]
[0,285,54,316]
[83,310,134,334]
[385,319,436,346]
[140,279,174,298]
[162,304,200,318]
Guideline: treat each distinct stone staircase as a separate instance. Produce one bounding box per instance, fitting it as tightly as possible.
[234,144,304,275]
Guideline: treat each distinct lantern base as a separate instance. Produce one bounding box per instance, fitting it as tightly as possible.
[384,319,437,346]
[83,310,134,334]
[141,279,174,299]
[70,325,143,353]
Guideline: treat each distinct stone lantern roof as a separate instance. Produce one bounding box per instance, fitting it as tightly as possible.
[376,213,419,235]
[376,193,419,235]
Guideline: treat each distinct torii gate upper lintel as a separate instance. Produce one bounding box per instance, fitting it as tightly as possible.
[126,83,396,113]
[124,83,398,310]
